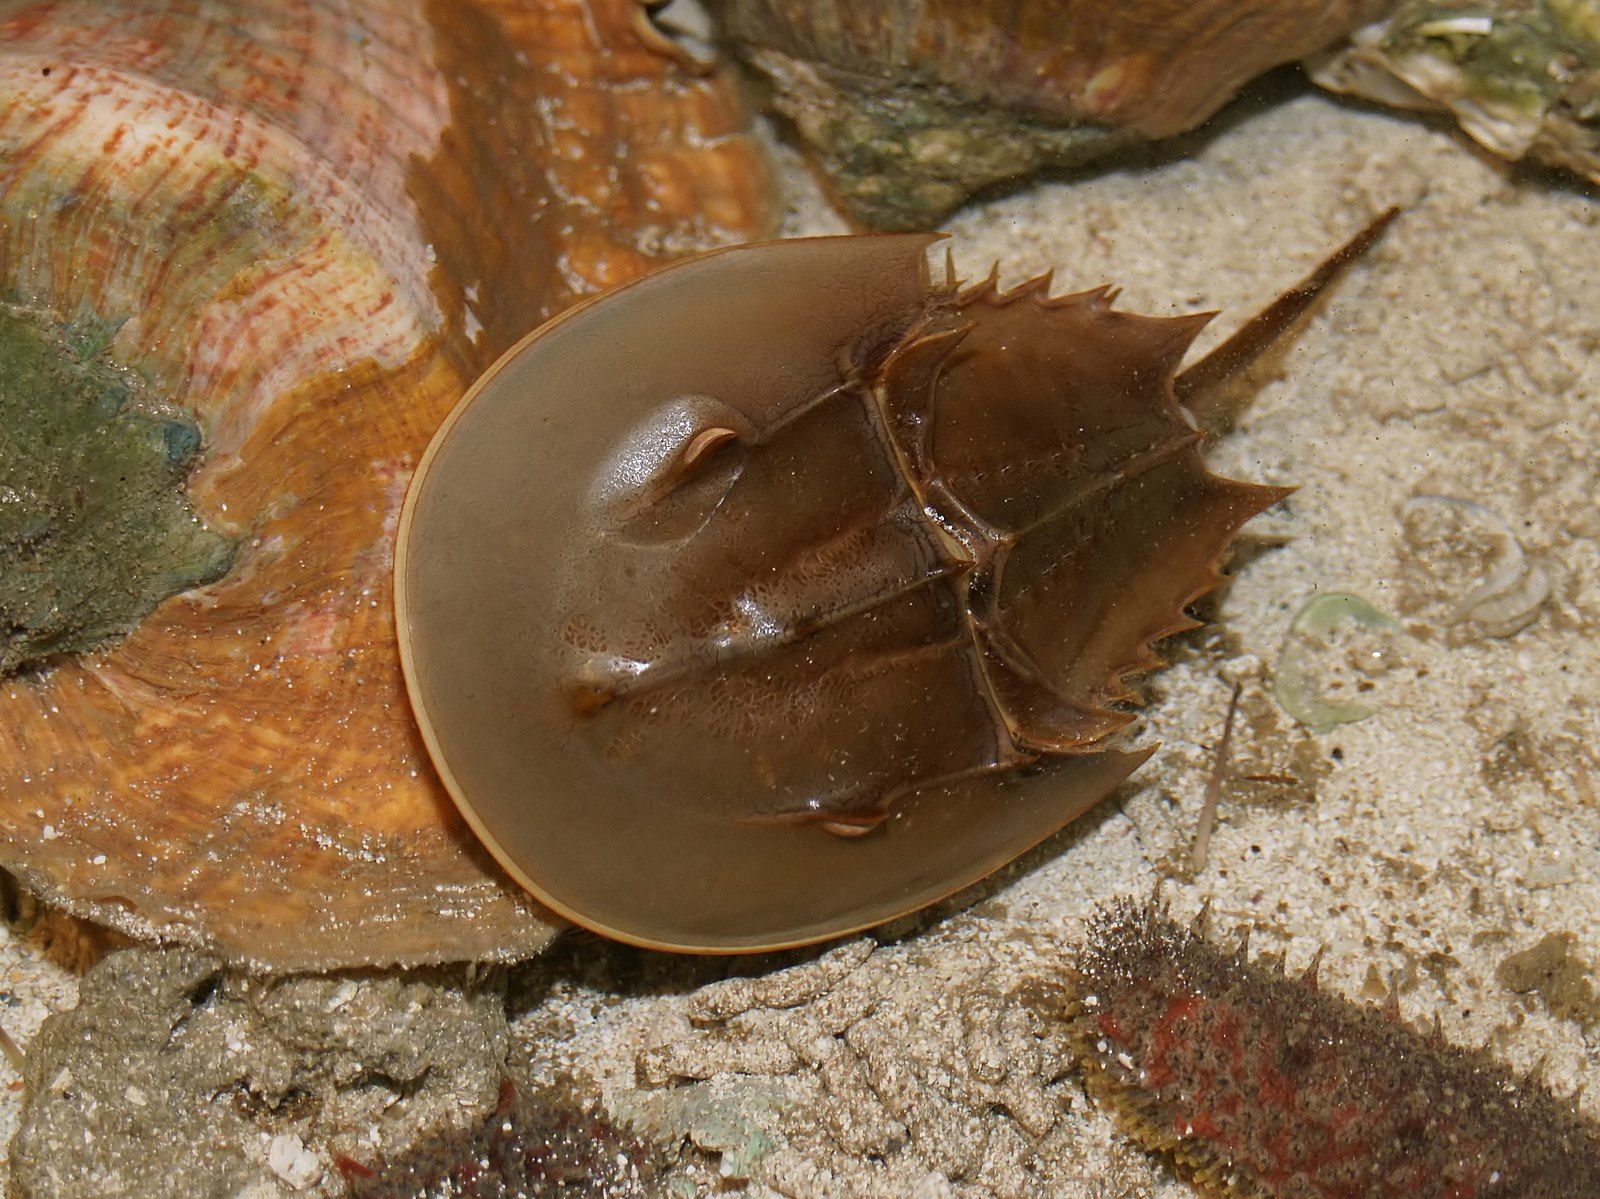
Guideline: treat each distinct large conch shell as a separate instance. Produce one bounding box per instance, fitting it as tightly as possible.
[0,0,773,969]
[705,0,1399,228]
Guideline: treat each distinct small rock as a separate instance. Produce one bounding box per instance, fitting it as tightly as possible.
[1524,856,1577,890]
[265,1133,322,1190]
[910,1171,956,1199]
[1498,932,1600,1026]
[1219,654,1264,684]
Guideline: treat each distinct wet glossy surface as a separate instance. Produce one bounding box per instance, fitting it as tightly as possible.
[0,0,773,968]
[399,235,1281,951]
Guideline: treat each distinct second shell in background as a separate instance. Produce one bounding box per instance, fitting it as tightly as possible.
[706,0,1397,227]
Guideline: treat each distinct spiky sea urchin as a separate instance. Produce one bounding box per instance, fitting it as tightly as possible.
[1068,899,1600,1199]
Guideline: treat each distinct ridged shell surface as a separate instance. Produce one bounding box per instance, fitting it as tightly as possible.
[0,0,773,969]
[710,0,1397,227]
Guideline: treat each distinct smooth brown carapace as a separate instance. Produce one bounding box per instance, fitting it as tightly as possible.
[397,218,1392,952]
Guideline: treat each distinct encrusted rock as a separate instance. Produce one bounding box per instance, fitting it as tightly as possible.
[11,947,507,1198]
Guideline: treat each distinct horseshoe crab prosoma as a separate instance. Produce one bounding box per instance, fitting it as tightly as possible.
[0,0,774,970]
[395,216,1393,953]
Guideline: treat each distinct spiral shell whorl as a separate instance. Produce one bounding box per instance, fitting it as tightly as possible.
[0,0,774,968]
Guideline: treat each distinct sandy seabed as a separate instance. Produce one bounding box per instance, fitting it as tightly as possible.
[4,78,1599,1197]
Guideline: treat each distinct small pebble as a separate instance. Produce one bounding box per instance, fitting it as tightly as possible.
[265,1132,322,1191]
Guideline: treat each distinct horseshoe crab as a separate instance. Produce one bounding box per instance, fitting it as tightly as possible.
[0,0,774,969]
[396,215,1394,953]
[704,0,1400,228]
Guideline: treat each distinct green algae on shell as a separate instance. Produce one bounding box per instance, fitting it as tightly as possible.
[1312,0,1600,186]
[0,304,233,676]
[705,0,1398,228]
[0,0,774,970]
